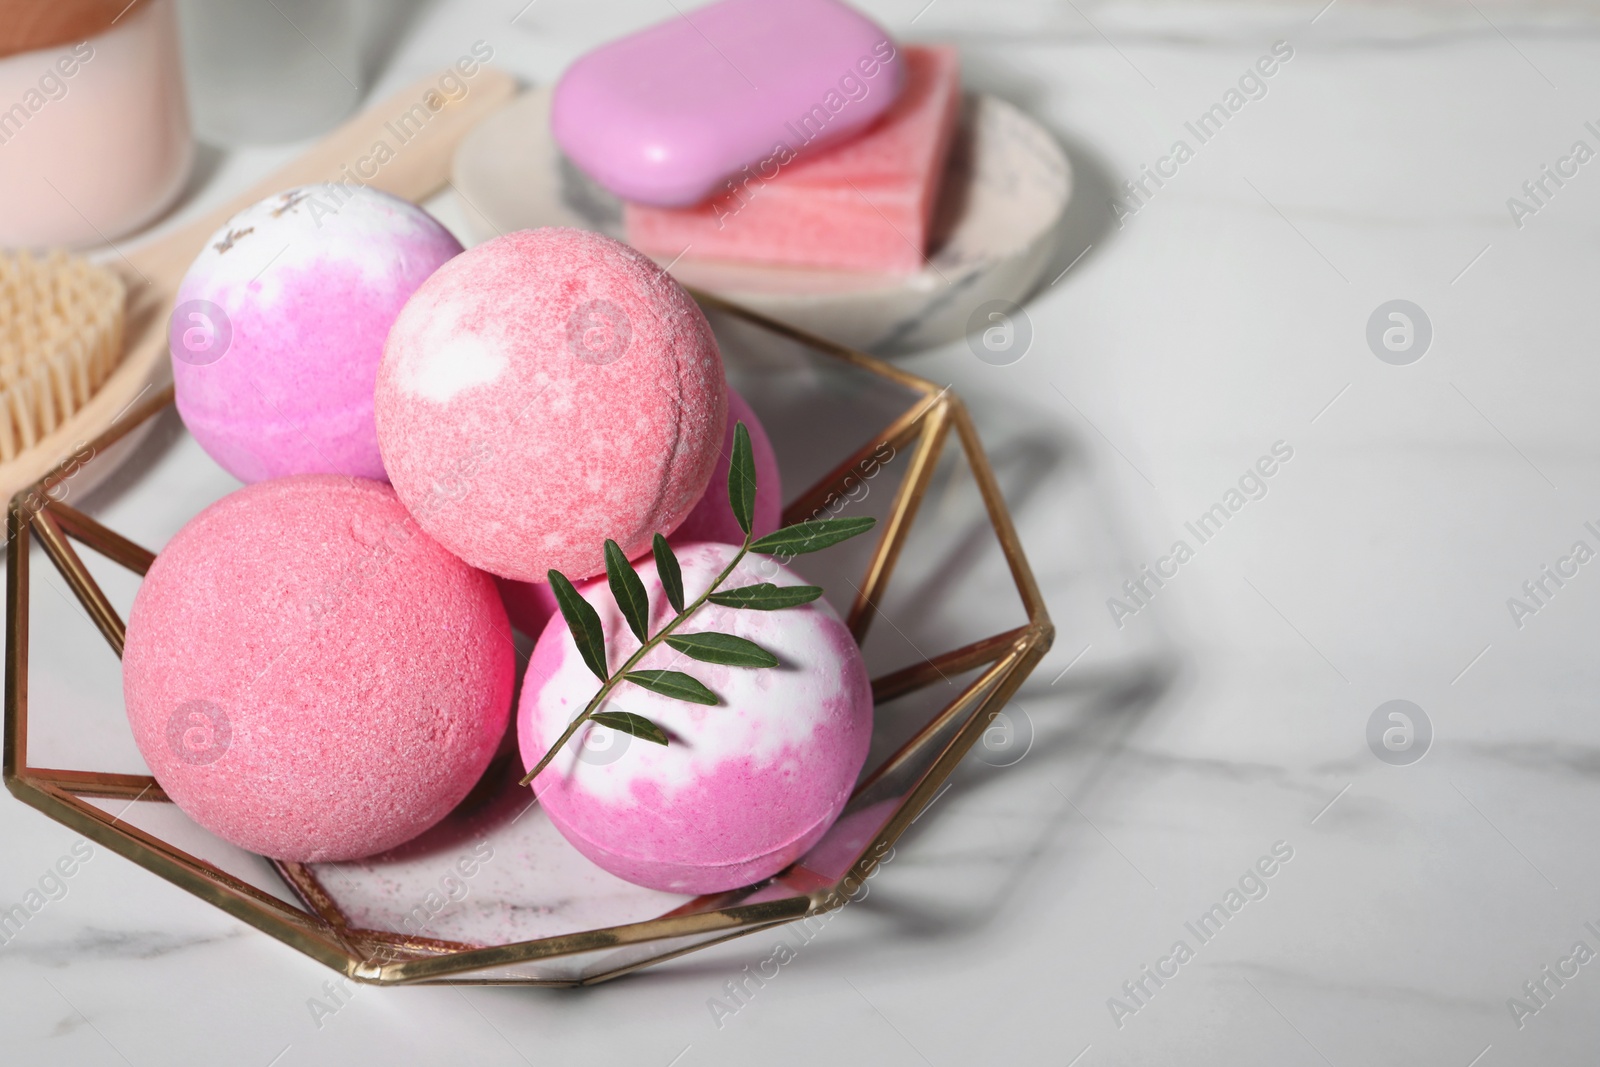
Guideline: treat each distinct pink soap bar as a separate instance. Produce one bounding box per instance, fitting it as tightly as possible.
[553,0,906,207]
[625,46,961,275]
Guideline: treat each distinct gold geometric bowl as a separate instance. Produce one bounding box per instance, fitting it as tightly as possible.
[2,296,1052,985]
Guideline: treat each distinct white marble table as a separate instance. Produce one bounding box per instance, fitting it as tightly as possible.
[7,1,1600,1064]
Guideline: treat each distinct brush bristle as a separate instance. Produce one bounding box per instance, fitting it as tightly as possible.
[0,250,126,463]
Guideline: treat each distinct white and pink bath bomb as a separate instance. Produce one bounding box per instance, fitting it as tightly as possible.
[122,476,515,862]
[171,185,462,483]
[518,541,873,894]
[375,227,727,582]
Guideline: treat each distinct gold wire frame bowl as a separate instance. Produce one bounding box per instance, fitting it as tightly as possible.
[2,295,1053,986]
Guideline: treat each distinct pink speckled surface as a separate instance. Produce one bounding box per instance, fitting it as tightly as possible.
[375,228,727,582]
[121,476,515,862]
[494,388,780,625]
[518,542,873,893]
[172,185,462,483]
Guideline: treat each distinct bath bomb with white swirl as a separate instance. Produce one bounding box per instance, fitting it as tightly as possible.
[374,227,727,582]
[121,475,515,862]
[171,185,462,483]
[518,541,873,893]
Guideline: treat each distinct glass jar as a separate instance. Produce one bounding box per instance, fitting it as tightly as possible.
[0,0,194,248]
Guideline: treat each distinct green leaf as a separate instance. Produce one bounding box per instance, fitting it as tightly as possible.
[665,632,779,668]
[727,421,756,536]
[653,533,684,614]
[549,570,608,681]
[624,669,719,705]
[604,539,651,643]
[591,711,668,746]
[707,583,824,610]
[749,516,877,556]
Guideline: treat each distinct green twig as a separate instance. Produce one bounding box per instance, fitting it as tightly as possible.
[518,537,752,787]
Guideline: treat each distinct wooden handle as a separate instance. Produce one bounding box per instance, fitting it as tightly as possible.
[1,65,517,503]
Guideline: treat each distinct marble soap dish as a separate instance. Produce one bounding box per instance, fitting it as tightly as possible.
[3,298,1053,986]
[451,87,1073,353]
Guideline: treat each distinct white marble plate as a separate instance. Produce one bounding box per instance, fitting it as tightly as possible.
[451,86,1072,353]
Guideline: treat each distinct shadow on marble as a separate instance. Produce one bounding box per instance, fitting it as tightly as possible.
[603,657,1177,992]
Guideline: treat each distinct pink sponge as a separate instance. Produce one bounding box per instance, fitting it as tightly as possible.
[121,476,515,863]
[625,46,961,274]
[375,228,727,582]
[171,185,463,483]
[519,542,873,893]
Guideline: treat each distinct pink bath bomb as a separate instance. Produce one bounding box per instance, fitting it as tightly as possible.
[669,388,783,546]
[122,476,515,862]
[495,575,559,638]
[494,388,780,625]
[171,184,462,483]
[518,542,873,893]
[375,228,727,582]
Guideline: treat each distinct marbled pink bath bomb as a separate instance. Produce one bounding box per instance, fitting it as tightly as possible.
[375,227,727,582]
[122,476,515,862]
[494,388,780,628]
[171,184,463,483]
[519,542,873,893]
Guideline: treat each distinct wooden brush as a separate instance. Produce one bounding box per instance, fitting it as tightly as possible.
[0,250,124,463]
